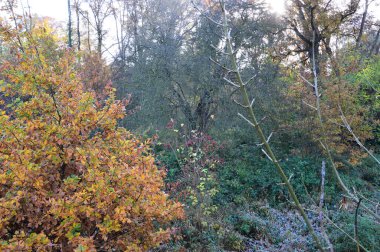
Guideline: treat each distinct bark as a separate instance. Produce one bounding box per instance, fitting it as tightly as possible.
[75,1,81,50]
[356,0,369,49]
[369,27,380,56]
[68,0,73,48]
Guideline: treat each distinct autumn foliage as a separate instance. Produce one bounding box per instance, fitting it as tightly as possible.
[284,67,375,163]
[78,52,112,101]
[0,21,183,251]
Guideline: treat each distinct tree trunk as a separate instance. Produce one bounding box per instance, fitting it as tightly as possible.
[97,25,102,54]
[68,0,73,48]
[75,2,81,50]
[369,27,380,56]
[356,0,369,49]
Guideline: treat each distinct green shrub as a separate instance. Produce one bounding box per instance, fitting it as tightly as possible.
[328,211,380,251]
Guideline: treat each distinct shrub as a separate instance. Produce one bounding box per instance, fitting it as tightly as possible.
[156,126,225,250]
[0,21,183,251]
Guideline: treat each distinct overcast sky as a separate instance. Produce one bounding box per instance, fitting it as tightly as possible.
[24,0,290,22]
[27,0,68,21]
[25,0,379,23]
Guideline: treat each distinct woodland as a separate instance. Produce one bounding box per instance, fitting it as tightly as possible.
[0,0,379,251]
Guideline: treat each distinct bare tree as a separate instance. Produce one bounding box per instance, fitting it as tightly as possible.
[84,0,113,54]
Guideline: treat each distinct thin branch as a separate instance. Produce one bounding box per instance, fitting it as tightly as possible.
[233,99,249,108]
[261,149,273,162]
[210,44,230,55]
[244,75,256,86]
[192,2,223,26]
[210,57,236,73]
[302,100,318,111]
[250,98,255,107]
[339,105,380,167]
[266,132,273,144]
[300,75,314,88]
[223,77,240,88]
[237,113,256,128]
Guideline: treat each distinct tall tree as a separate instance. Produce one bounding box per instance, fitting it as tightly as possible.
[84,0,112,54]
[284,0,360,74]
[74,0,81,50]
[68,0,73,48]
[355,0,369,49]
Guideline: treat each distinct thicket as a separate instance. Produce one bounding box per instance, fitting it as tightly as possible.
[1,0,380,251]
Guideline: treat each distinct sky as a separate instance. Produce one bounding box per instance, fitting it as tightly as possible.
[23,0,379,59]
[26,0,287,21]
[26,0,68,21]
[23,0,288,59]
[268,0,286,15]
[25,0,379,22]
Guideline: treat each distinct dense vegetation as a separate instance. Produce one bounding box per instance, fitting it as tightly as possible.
[0,0,379,251]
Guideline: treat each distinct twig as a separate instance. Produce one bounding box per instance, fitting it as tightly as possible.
[210,57,236,73]
[303,100,318,111]
[300,75,314,88]
[237,113,256,128]
[210,44,230,55]
[224,77,240,88]
[339,105,380,167]
[244,75,256,86]
[233,99,249,108]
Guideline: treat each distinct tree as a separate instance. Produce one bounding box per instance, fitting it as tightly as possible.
[279,0,378,160]
[73,0,82,50]
[0,18,183,251]
[77,51,112,100]
[284,0,360,74]
[110,0,282,134]
[68,0,73,48]
[85,0,113,54]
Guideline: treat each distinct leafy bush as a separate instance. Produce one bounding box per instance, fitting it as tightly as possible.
[156,125,227,250]
[0,22,183,251]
